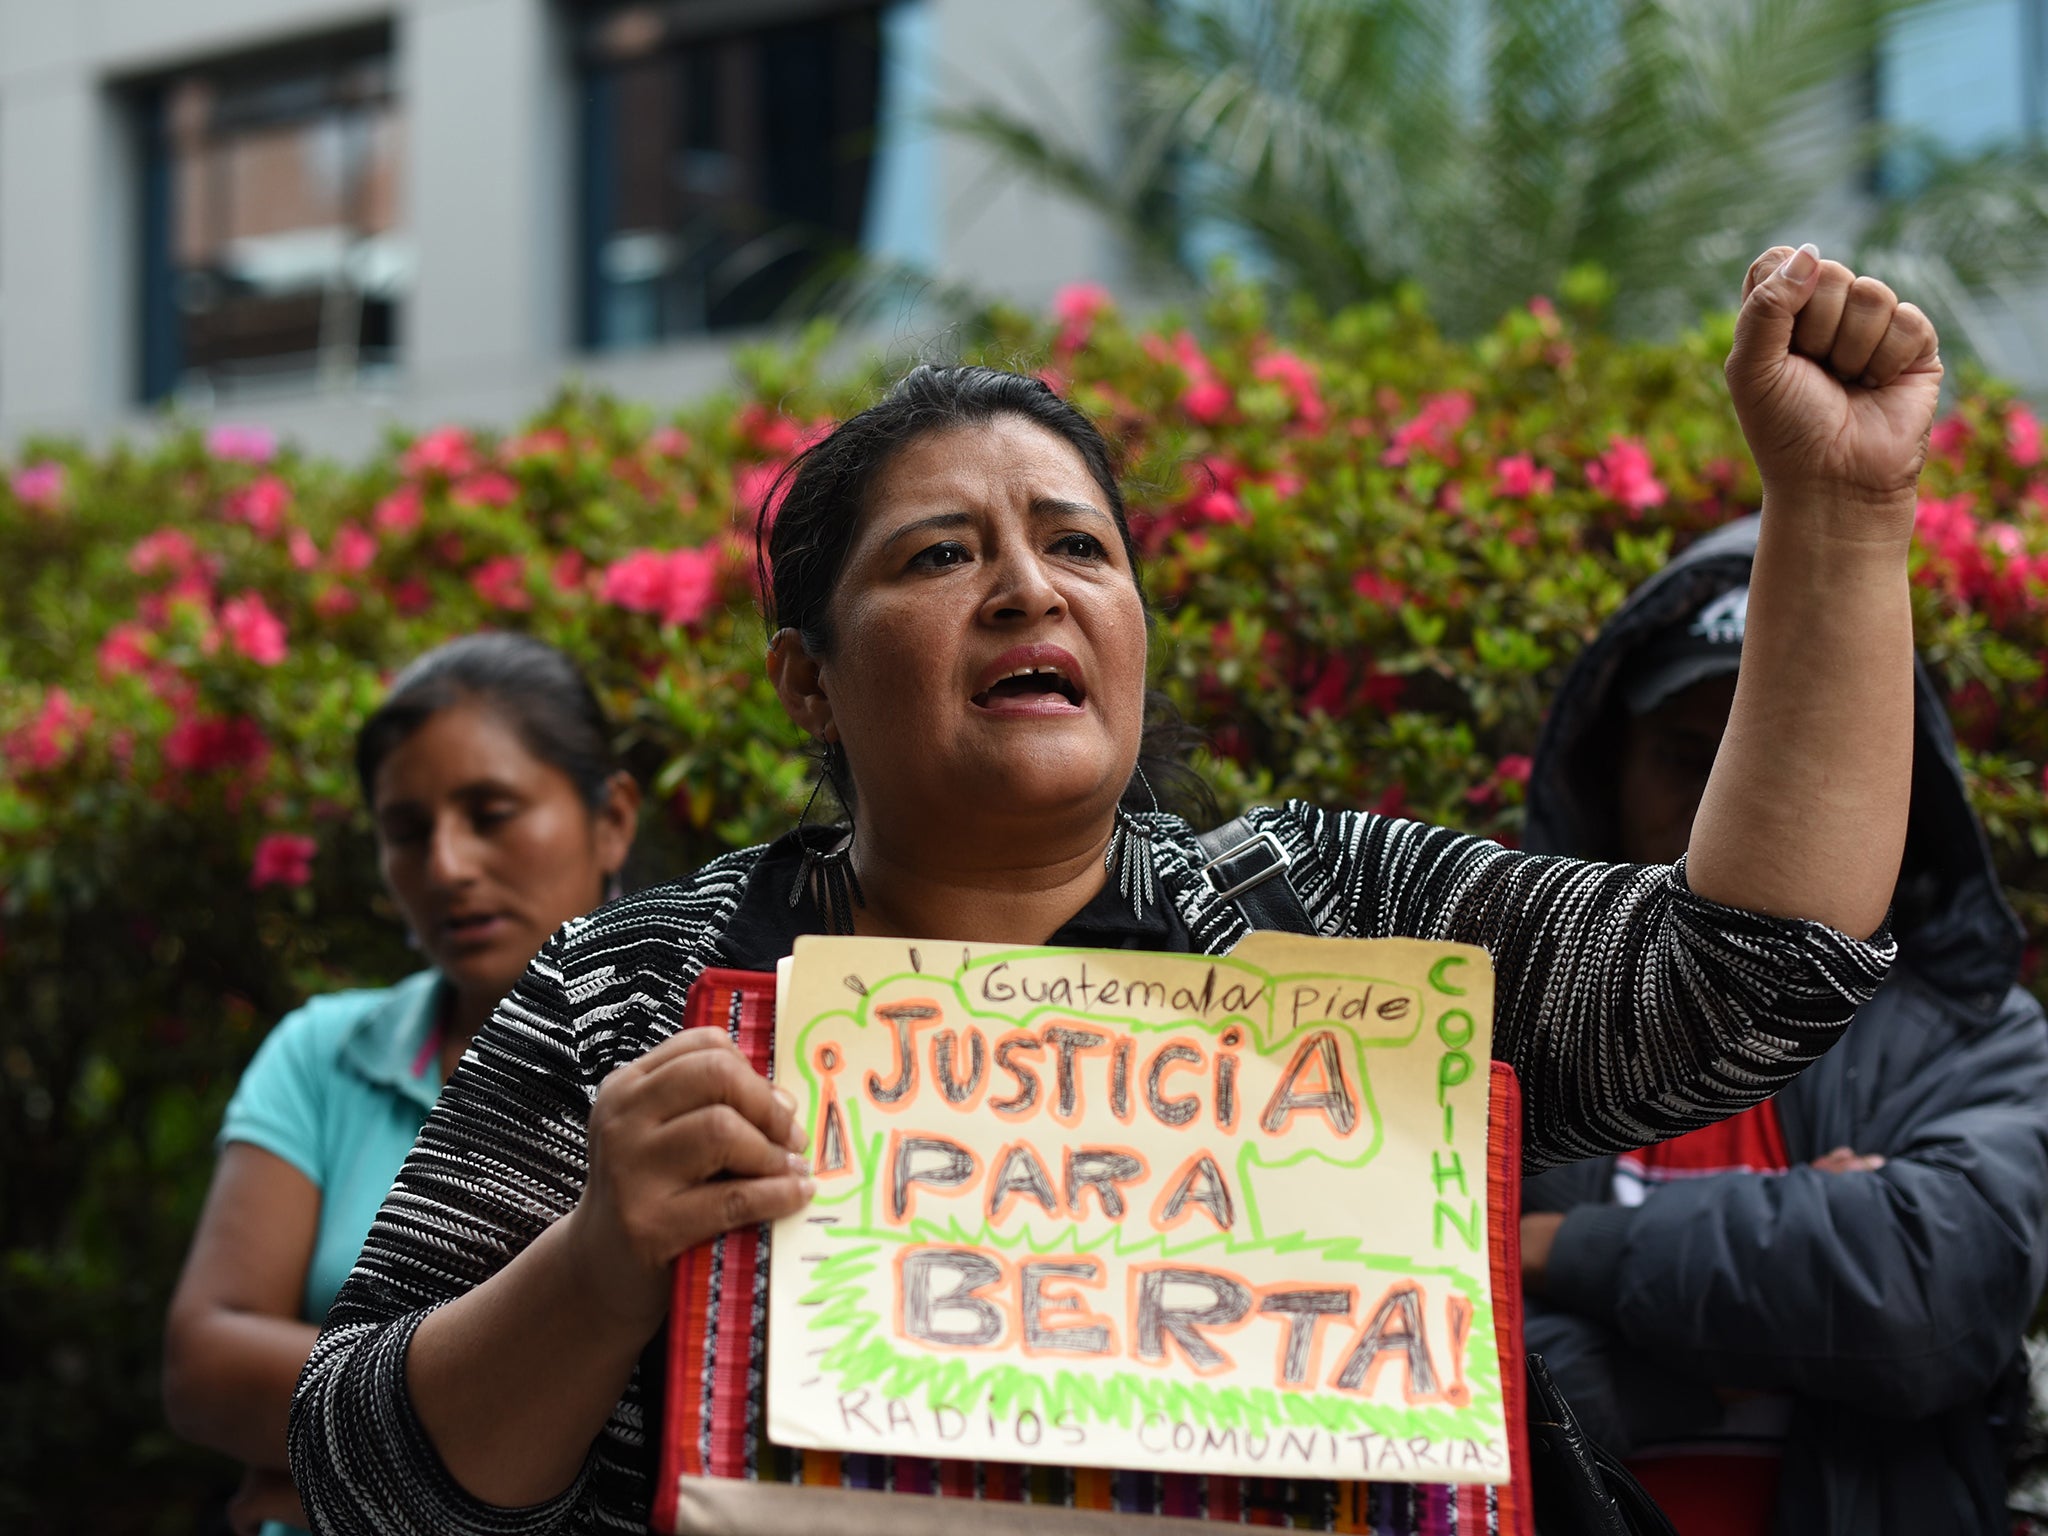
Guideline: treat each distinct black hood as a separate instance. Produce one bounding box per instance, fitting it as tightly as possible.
[1523,513,2024,1011]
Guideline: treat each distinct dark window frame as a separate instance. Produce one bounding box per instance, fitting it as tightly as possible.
[572,0,887,352]
[130,22,403,405]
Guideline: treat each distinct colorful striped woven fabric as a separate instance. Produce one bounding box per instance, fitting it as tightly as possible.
[651,968,1533,1536]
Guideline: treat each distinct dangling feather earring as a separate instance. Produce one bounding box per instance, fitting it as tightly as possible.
[1105,766,1159,921]
[788,742,865,934]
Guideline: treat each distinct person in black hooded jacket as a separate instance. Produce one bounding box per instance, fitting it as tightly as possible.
[1520,512,2048,1536]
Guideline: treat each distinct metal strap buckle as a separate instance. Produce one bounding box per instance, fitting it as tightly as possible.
[1199,829,1291,901]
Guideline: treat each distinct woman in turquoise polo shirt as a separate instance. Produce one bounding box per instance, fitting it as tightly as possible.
[163,633,640,1536]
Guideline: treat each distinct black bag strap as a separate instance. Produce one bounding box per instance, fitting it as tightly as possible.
[1196,814,1315,934]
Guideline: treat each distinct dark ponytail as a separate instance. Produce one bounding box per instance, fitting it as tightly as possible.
[355,633,621,809]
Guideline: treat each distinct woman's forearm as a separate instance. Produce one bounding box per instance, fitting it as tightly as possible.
[163,1310,320,1470]
[1684,503,1913,938]
[404,1213,658,1509]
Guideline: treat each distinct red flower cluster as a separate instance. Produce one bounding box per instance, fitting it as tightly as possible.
[1491,455,1555,499]
[1051,283,1113,355]
[1149,331,1233,424]
[5,688,91,773]
[219,593,289,666]
[1252,350,1327,429]
[403,427,479,480]
[1382,392,1474,467]
[1584,435,1667,514]
[249,832,316,890]
[223,476,293,538]
[601,546,721,628]
[163,714,270,778]
[470,555,533,611]
[1465,754,1534,808]
[1914,493,2048,617]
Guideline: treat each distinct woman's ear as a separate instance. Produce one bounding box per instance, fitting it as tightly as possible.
[593,771,642,881]
[767,628,836,742]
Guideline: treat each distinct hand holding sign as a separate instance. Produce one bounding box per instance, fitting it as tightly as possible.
[564,1025,814,1336]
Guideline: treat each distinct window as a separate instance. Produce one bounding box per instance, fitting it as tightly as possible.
[137,29,405,403]
[1876,0,2047,186]
[576,0,931,349]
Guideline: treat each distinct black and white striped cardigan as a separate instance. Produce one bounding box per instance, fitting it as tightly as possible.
[289,802,1892,1536]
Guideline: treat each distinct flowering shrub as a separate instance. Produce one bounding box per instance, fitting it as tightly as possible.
[4,289,2046,1524]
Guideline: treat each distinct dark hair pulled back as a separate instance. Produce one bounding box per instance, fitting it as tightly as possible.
[758,363,1213,823]
[355,632,621,810]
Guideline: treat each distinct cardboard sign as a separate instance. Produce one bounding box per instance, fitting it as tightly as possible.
[765,932,1505,1485]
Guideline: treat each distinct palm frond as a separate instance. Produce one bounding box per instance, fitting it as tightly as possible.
[945,0,2032,339]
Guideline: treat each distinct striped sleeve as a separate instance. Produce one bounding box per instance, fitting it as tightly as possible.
[1270,805,1895,1170]
[288,861,754,1536]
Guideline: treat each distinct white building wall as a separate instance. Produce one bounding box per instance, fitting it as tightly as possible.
[0,0,1126,458]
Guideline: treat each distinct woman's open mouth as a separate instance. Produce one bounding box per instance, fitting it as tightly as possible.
[442,911,513,949]
[970,647,1088,715]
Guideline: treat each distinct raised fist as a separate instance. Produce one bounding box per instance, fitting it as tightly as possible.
[1724,244,1943,541]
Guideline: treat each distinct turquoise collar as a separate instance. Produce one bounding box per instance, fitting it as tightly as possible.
[338,970,447,1111]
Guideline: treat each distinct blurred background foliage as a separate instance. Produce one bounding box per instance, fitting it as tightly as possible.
[6,285,2048,1529]
[946,0,2048,355]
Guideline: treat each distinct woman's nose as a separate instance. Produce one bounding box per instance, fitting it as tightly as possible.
[981,549,1066,624]
[425,816,483,889]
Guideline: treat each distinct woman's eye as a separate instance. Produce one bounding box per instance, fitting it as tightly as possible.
[1053,532,1107,560]
[473,803,519,832]
[378,817,427,848]
[908,541,970,571]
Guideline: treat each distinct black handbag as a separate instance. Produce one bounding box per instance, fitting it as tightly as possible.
[1196,816,1679,1536]
[1526,1354,1678,1536]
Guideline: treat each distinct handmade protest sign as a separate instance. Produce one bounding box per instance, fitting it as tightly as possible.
[765,931,1503,1485]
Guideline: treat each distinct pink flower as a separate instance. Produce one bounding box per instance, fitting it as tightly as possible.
[331,522,377,574]
[2008,404,2042,468]
[129,528,201,577]
[735,460,792,526]
[5,688,90,772]
[1528,296,1557,320]
[388,578,432,615]
[287,529,320,570]
[499,428,570,464]
[1928,415,1970,464]
[1052,283,1113,353]
[1498,754,1533,786]
[1252,350,1327,429]
[11,461,65,510]
[648,425,692,459]
[1382,393,1474,467]
[601,546,721,628]
[403,426,478,480]
[551,550,589,593]
[1186,487,1247,525]
[452,471,519,510]
[1585,435,1668,514]
[374,486,423,536]
[735,403,808,458]
[163,714,269,777]
[219,592,288,665]
[206,424,277,464]
[470,555,532,611]
[1181,380,1233,424]
[249,832,316,890]
[1492,455,1556,499]
[1151,331,1232,424]
[98,622,155,678]
[1351,570,1407,607]
[224,475,292,538]
[313,585,359,621]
